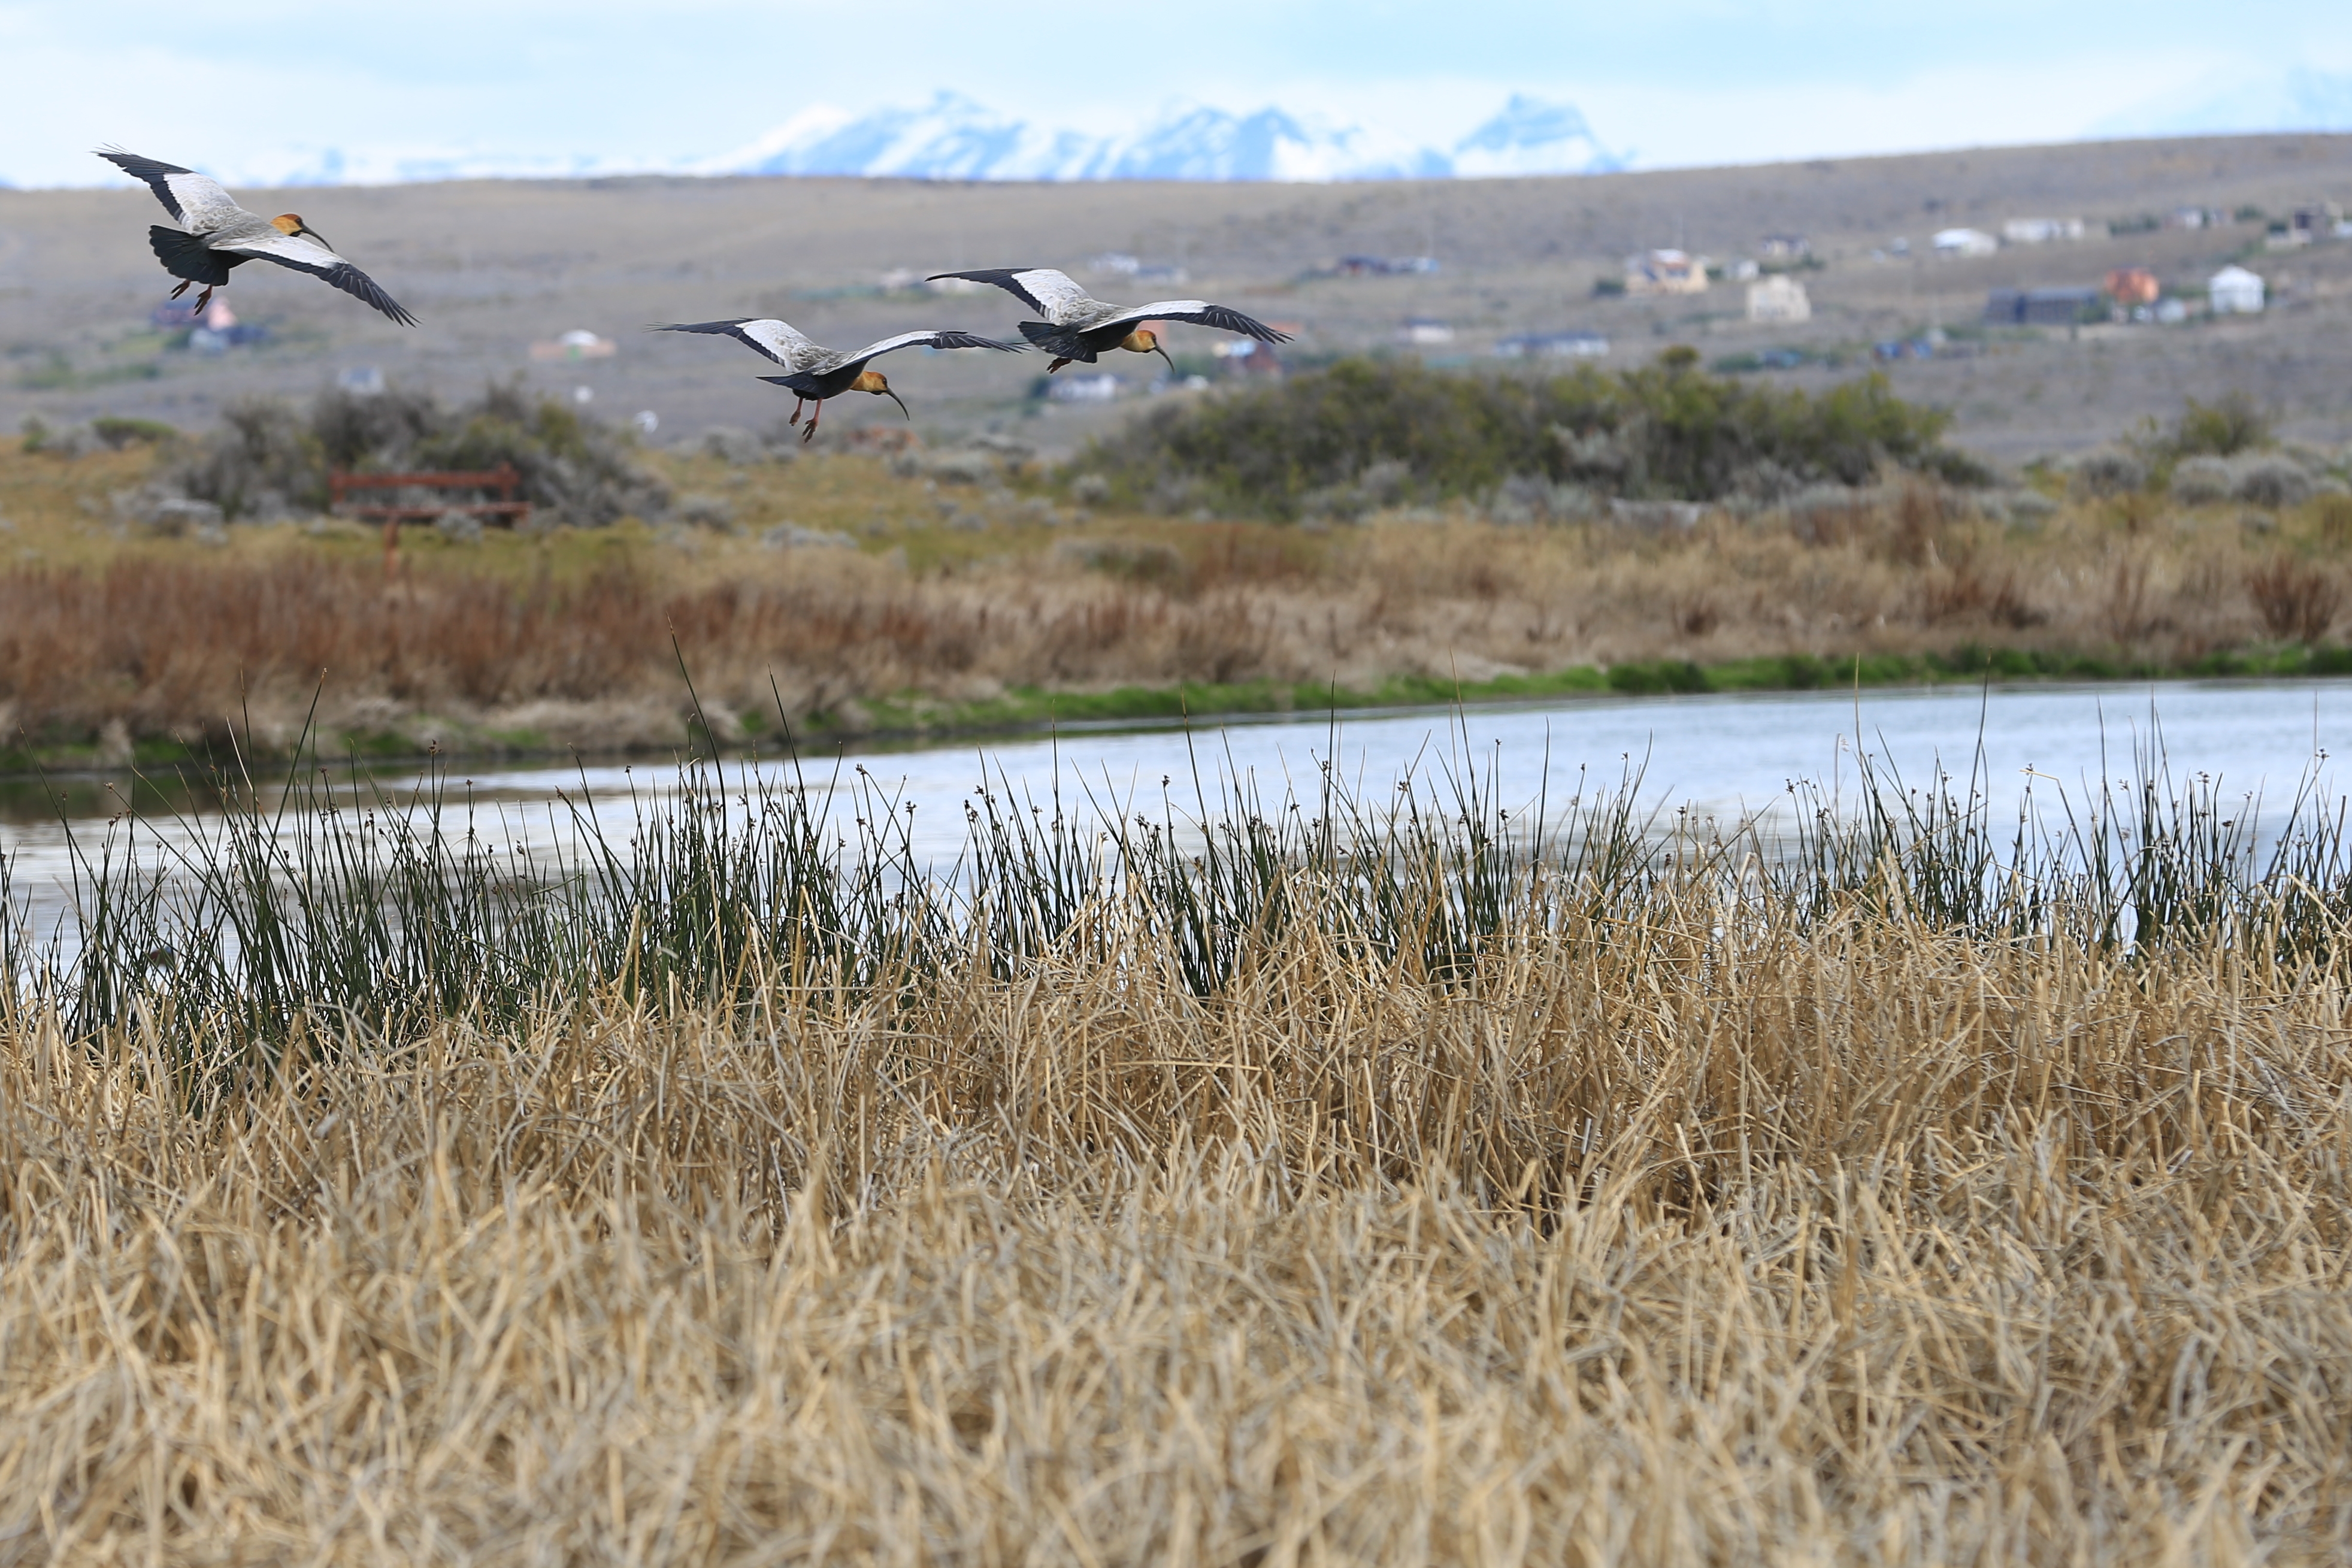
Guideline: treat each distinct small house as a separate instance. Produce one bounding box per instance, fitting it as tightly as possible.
[1933,228,1999,258]
[2208,265,2265,315]
[1758,233,1810,259]
[1983,287,2100,326]
[1046,372,1122,403]
[2103,268,2160,307]
[1625,249,1709,295]
[2291,201,2343,237]
[1399,319,1456,346]
[1213,340,1283,376]
[531,329,616,362]
[1335,255,1440,277]
[2002,217,2085,245]
[1745,276,1812,323]
[1494,331,1609,359]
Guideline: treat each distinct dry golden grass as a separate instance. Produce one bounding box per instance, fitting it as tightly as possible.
[7,439,2352,758]
[5,878,2351,1562]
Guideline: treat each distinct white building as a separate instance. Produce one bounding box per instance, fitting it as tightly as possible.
[2208,265,2266,315]
[1399,319,1456,346]
[2001,217,2085,244]
[1745,276,1812,323]
[1625,249,1709,295]
[1495,331,1609,358]
[1933,228,2000,258]
[1046,373,1122,403]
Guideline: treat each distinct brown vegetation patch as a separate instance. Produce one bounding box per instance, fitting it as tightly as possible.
[6,440,2352,755]
[4,891,2350,1557]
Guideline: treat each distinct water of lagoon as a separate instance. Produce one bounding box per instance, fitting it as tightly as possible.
[5,679,2351,944]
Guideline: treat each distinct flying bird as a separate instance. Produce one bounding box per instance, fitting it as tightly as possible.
[654,318,1022,440]
[94,149,416,326]
[927,268,1290,373]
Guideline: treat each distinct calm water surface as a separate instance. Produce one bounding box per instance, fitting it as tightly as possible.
[6,680,2351,937]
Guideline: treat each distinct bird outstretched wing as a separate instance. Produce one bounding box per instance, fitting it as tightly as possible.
[757,373,831,397]
[1095,301,1293,343]
[94,148,243,231]
[840,329,1027,368]
[656,317,824,371]
[927,268,1097,326]
[216,229,418,326]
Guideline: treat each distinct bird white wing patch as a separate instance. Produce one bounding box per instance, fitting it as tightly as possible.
[95,148,244,229]
[926,268,1100,325]
[216,229,417,325]
[734,318,822,368]
[216,228,346,270]
[1007,269,1095,325]
[846,331,948,364]
[1113,301,1293,343]
[843,329,1028,368]
[162,172,244,232]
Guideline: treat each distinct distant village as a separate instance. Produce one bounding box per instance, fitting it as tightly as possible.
[1007,197,2352,401]
[178,186,2350,417]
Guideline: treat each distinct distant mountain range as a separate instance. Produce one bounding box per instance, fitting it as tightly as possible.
[2095,67,2352,138]
[702,92,1624,183]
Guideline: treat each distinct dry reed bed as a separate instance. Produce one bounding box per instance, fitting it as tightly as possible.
[5,889,2351,1563]
[5,479,2352,753]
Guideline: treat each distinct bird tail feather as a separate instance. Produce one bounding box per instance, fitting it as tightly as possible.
[1019,321,1095,361]
[148,226,235,286]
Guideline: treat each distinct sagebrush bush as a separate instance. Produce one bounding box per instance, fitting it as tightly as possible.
[2068,449,2147,499]
[167,381,670,526]
[1069,353,1988,519]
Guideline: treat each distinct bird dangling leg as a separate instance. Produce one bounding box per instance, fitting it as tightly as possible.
[788,396,806,427]
[1047,357,1071,374]
[801,400,822,443]
[168,280,193,300]
[190,286,216,314]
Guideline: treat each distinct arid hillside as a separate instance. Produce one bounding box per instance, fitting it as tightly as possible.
[4,132,2351,464]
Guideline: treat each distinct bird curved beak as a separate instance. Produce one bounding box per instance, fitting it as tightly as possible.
[301,223,331,247]
[883,387,909,422]
[1152,342,1176,376]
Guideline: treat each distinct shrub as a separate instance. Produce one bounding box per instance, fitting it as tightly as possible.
[2230,455,2315,511]
[164,381,670,526]
[2247,553,2341,642]
[168,399,323,519]
[90,416,178,449]
[2134,391,2274,470]
[2171,455,2235,505]
[2169,391,2273,459]
[2068,450,2147,499]
[1067,355,1984,520]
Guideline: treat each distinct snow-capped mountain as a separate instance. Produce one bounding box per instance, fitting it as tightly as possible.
[2094,67,2352,138]
[705,92,1620,183]
[69,92,1618,194]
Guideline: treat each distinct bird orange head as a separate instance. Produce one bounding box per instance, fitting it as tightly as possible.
[270,213,328,244]
[852,369,909,420]
[1121,327,1176,375]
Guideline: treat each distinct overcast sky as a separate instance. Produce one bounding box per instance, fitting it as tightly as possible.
[4,0,2350,187]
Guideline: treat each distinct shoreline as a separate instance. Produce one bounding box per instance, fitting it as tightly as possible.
[10,640,2351,784]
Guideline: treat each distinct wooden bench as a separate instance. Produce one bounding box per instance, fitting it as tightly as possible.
[329,465,532,528]
[330,465,531,571]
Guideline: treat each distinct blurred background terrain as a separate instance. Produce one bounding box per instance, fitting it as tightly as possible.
[5,131,2350,465]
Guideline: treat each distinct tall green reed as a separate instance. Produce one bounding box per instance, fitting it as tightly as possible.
[10,705,2352,1066]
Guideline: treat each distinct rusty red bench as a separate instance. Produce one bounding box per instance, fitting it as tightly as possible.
[329,465,532,528]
